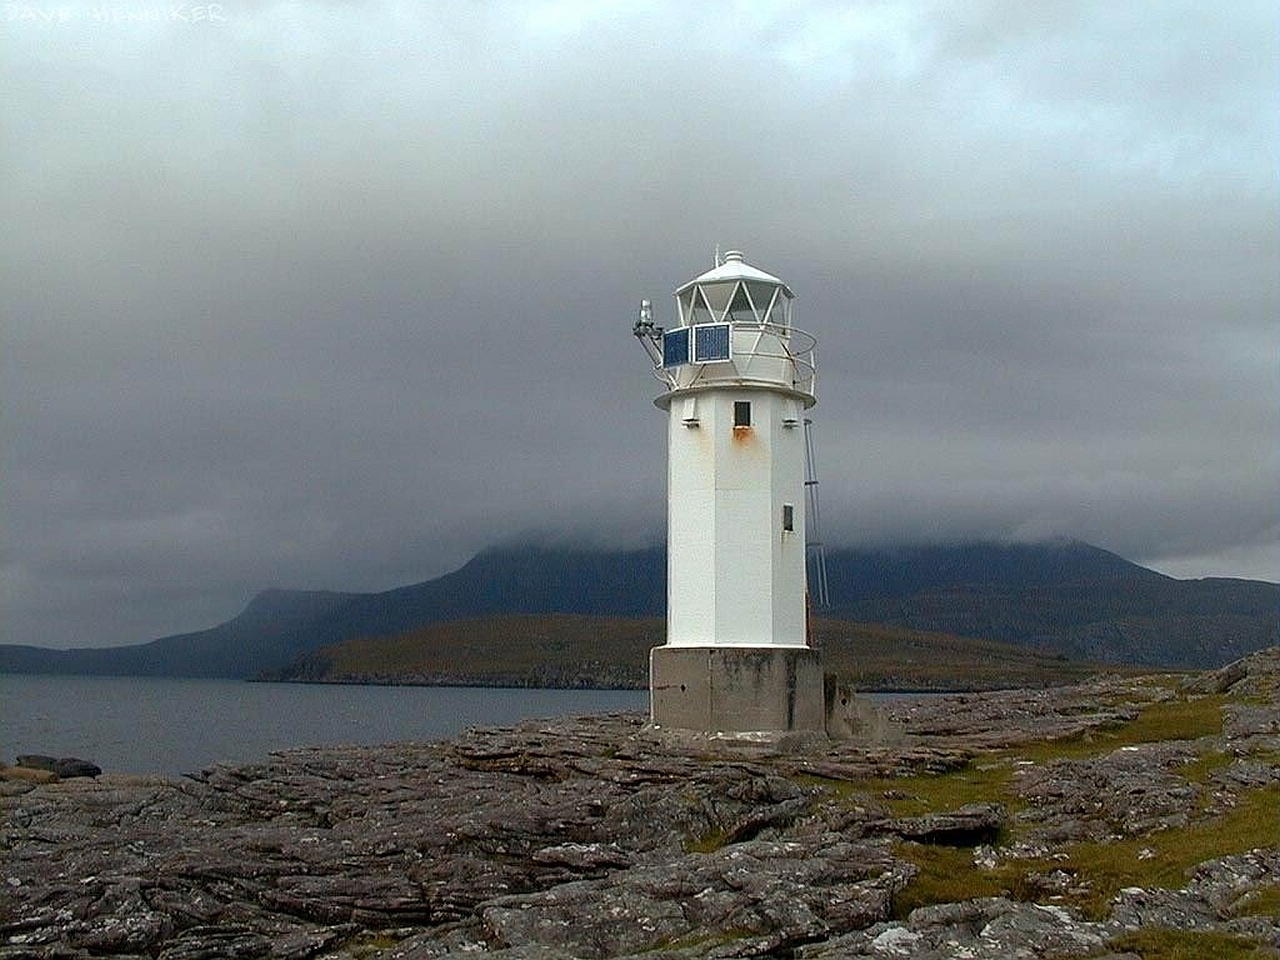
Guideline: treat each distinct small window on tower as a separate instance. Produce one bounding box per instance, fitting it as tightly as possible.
[782,504,794,532]
[734,401,751,427]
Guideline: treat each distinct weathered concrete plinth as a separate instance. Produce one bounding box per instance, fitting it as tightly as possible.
[649,645,825,733]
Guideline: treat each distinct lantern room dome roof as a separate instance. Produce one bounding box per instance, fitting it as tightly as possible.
[675,249,794,298]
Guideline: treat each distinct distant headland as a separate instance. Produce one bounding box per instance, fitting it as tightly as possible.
[2,540,1275,684]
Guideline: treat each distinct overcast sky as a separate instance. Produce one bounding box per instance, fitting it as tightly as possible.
[3,0,1277,649]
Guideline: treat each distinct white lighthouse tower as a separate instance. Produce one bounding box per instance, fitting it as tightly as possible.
[634,250,825,733]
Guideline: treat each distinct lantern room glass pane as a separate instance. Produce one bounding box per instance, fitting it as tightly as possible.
[727,284,754,323]
[699,281,735,318]
[771,293,791,330]
[745,282,777,321]
[693,323,731,362]
[677,290,694,325]
[689,287,714,325]
[662,327,690,367]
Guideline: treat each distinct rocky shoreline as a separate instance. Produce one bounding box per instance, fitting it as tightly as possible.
[2,649,1278,959]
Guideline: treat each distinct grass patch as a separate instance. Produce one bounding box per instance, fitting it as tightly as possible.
[890,843,1018,919]
[1104,928,1278,959]
[802,679,1269,929]
[891,786,1279,923]
[793,772,864,800]
[856,760,1019,817]
[655,928,755,951]
[1233,883,1280,919]
[1006,694,1228,767]
[1174,748,1234,786]
[846,693,1230,813]
[1060,783,1280,919]
[1131,674,1188,691]
[829,685,1269,923]
[685,827,732,855]
[1009,728,1125,765]
[1109,694,1228,743]
[342,933,403,958]
[1239,671,1279,705]
[1253,749,1280,768]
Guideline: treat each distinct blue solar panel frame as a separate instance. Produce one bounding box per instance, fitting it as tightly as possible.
[693,323,732,362]
[662,327,691,367]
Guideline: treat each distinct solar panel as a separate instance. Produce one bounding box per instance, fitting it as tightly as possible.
[662,327,690,367]
[693,323,731,362]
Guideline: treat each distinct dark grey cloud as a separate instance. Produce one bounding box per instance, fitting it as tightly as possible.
[3,1,1276,648]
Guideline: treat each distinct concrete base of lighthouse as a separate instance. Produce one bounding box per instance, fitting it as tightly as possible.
[649,645,825,733]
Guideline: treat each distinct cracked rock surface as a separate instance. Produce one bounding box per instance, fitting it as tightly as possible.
[3,648,1278,959]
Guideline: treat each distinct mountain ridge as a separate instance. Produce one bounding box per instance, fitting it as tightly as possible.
[1,539,1274,678]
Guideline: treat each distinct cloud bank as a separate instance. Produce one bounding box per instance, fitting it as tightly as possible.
[3,1,1276,647]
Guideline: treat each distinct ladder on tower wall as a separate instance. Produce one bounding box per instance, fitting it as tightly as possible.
[803,418,831,608]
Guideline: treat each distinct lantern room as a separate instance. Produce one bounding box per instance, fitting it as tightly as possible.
[644,250,817,403]
[673,249,794,329]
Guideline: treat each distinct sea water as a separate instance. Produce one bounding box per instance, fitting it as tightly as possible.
[0,674,649,776]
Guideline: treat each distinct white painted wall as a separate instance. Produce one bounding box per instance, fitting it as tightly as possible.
[665,389,808,647]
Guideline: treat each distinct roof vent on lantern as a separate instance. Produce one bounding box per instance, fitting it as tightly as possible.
[673,249,793,329]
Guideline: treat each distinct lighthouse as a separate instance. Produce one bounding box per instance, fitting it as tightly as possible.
[634,250,825,733]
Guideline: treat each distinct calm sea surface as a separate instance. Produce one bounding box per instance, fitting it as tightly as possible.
[0,675,650,776]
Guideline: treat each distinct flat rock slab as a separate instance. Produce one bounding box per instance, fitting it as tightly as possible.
[11,755,102,779]
[3,649,1279,959]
